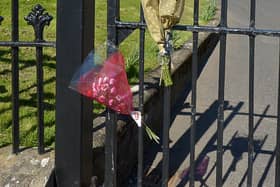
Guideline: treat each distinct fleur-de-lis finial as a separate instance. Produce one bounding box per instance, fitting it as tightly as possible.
[0,16,3,25]
[24,4,53,41]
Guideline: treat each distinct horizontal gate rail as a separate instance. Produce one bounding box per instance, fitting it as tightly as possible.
[114,21,280,37]
[174,25,280,37]
[0,41,55,47]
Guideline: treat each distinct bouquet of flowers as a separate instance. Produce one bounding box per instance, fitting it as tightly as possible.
[141,0,185,87]
[69,43,159,143]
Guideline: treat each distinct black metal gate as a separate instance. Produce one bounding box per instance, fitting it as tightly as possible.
[55,0,280,186]
[2,0,280,186]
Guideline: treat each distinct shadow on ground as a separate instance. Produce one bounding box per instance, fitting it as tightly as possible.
[141,101,276,186]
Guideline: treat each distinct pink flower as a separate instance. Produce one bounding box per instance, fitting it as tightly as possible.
[110,87,116,95]
[92,90,98,97]
[109,78,116,85]
[96,82,101,91]
[115,103,126,114]
[98,95,106,103]
[92,82,96,89]
[101,83,109,92]
[103,76,109,83]
[98,77,103,85]
[116,95,121,102]
[108,99,115,106]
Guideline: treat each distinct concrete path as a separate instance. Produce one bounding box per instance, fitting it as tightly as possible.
[145,0,280,186]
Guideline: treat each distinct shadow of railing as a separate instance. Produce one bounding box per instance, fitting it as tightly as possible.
[178,104,274,187]
[142,100,276,186]
[175,101,244,187]
[142,100,244,186]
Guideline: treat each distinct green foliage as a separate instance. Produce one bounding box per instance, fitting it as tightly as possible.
[201,0,216,22]
[93,101,106,116]
[126,49,139,83]
[171,31,192,50]
[144,123,160,144]
[159,54,173,87]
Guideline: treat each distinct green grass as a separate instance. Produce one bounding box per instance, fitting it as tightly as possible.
[201,0,217,22]
[0,0,215,148]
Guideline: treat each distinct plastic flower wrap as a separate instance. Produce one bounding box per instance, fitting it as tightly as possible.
[69,43,159,143]
[69,46,133,115]
[70,51,133,115]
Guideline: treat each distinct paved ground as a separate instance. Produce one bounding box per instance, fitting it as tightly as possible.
[0,146,54,187]
[144,0,280,186]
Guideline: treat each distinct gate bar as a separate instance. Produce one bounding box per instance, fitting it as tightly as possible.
[190,0,199,186]
[174,26,280,37]
[217,0,228,186]
[105,0,120,186]
[36,40,44,154]
[0,41,55,47]
[276,38,280,187]
[247,0,256,186]
[24,4,54,154]
[162,32,172,187]
[137,6,145,187]
[114,21,280,37]
[11,0,20,154]
[104,109,117,186]
[55,0,94,185]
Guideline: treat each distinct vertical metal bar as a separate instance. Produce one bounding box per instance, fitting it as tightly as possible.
[162,85,170,186]
[247,0,256,186]
[24,4,53,154]
[217,33,226,187]
[105,0,119,186]
[11,0,20,154]
[276,38,280,187]
[190,0,199,186]
[217,0,228,186]
[137,6,145,187]
[162,90,170,187]
[105,109,117,187]
[55,0,94,185]
[36,45,44,154]
[162,32,172,187]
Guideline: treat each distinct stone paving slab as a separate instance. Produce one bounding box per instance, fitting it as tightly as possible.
[0,146,54,187]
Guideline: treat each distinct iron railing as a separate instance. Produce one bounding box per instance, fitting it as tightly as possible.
[1,0,280,186]
[0,3,55,154]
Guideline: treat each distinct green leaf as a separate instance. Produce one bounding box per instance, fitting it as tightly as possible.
[143,122,160,144]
